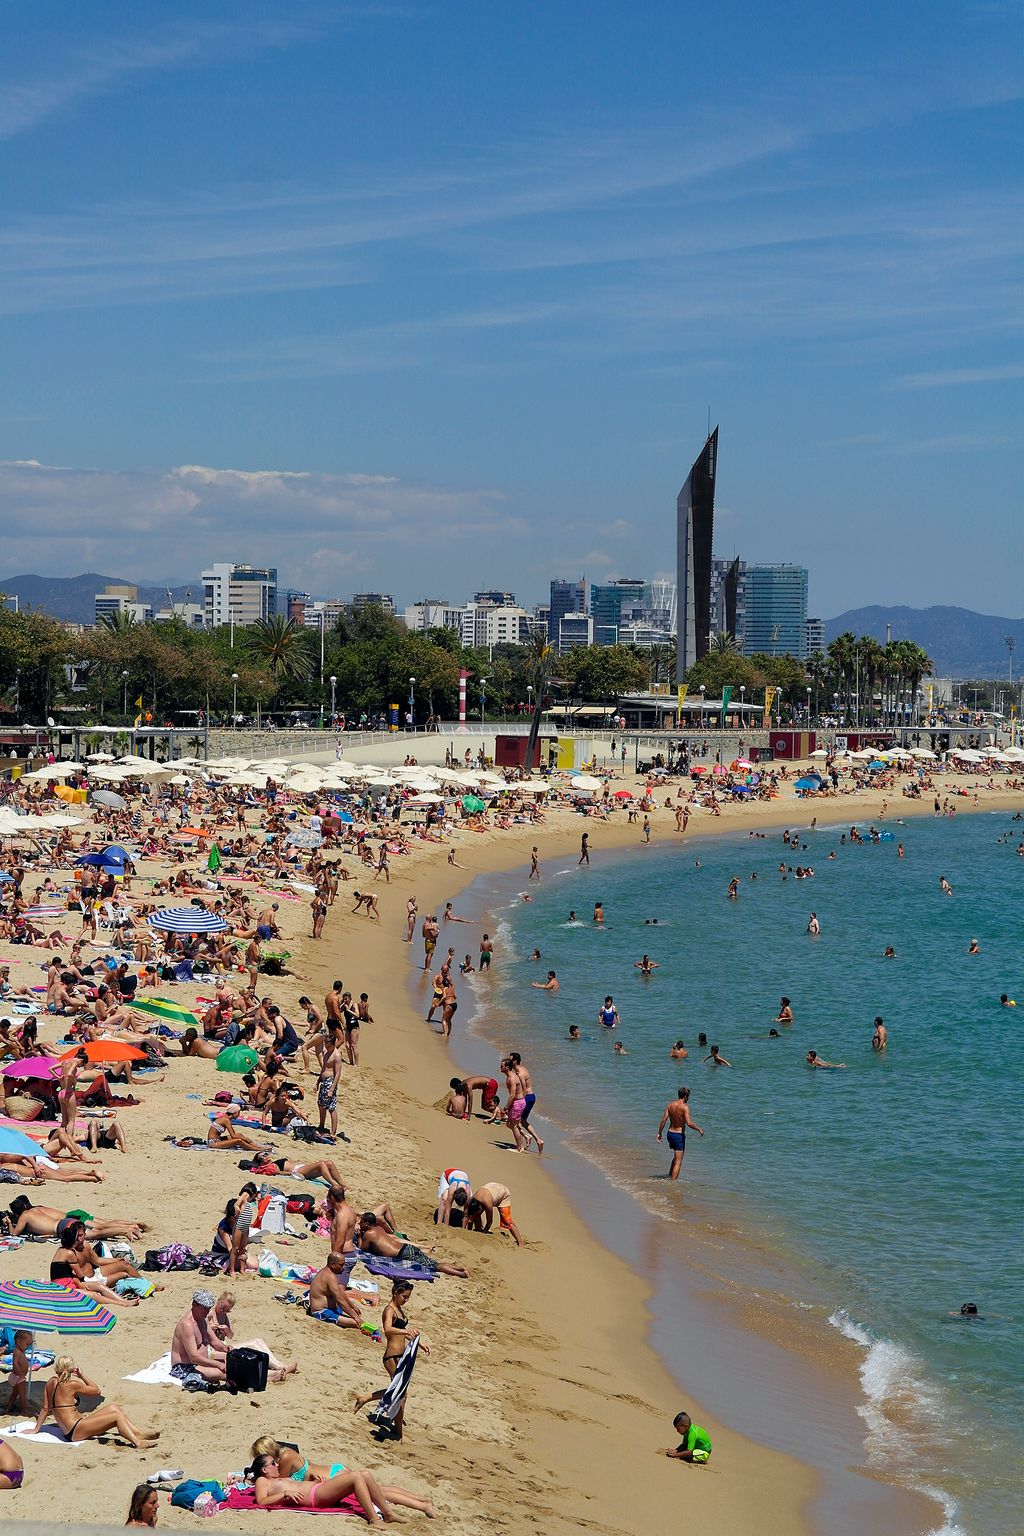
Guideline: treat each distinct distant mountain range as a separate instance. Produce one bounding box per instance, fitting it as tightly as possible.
[0,572,199,625]
[824,606,1024,679]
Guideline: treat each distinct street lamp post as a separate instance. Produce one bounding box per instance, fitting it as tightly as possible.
[699,683,706,728]
[480,677,487,724]
[806,685,812,723]
[121,670,129,719]
[329,675,337,724]
[408,677,416,729]
[739,684,746,728]
[231,672,239,727]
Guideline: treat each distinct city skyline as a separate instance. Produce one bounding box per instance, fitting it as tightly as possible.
[1,4,1021,613]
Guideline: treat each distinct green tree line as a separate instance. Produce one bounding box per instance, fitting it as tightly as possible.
[0,604,933,726]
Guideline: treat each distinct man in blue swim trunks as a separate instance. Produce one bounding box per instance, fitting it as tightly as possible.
[656,1087,704,1181]
[307,1253,365,1329]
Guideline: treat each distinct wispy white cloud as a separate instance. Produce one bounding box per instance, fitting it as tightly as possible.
[891,362,1024,389]
[0,459,519,593]
[0,15,323,141]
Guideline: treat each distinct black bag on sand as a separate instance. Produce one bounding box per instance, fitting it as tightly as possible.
[226,1347,269,1392]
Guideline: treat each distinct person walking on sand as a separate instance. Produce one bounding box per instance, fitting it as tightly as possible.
[405,896,418,943]
[529,847,541,881]
[58,1048,88,1134]
[657,1087,703,1181]
[508,1051,543,1154]
[579,833,590,866]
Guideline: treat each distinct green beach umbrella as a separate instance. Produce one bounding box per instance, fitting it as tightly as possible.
[461,795,486,812]
[215,1045,259,1074]
[130,997,202,1030]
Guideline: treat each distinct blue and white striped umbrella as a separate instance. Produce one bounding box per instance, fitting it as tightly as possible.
[147,907,229,933]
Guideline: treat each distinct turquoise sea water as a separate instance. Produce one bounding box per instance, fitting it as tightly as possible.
[464,810,1023,1535]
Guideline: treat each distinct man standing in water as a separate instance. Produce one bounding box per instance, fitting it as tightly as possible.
[656,1087,703,1180]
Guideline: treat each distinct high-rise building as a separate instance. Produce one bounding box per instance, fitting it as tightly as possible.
[590,579,648,646]
[676,428,718,679]
[201,563,277,630]
[804,617,825,658]
[351,592,395,614]
[558,612,592,650]
[549,578,585,646]
[473,590,517,607]
[710,558,746,646]
[94,585,152,625]
[403,599,466,634]
[742,565,808,658]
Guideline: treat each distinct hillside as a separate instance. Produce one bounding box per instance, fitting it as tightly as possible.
[825,606,1024,678]
[0,572,198,624]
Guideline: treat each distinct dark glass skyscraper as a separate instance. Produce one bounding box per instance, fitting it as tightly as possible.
[548,578,585,646]
[676,427,718,680]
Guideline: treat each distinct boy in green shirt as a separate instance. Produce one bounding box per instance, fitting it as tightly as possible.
[661,1410,712,1463]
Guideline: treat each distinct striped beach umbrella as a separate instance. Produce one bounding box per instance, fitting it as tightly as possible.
[147,907,228,933]
[129,997,202,1029]
[0,1279,116,1335]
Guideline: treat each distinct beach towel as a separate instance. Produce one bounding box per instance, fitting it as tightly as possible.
[125,1352,177,1386]
[2,1421,84,1447]
[221,1486,369,1518]
[358,1256,436,1283]
[368,1335,420,1426]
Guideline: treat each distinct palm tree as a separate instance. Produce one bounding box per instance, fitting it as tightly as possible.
[711,631,739,655]
[247,615,313,685]
[827,632,857,721]
[98,610,139,636]
[524,633,553,768]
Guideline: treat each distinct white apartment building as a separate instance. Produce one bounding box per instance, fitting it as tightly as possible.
[201,564,277,630]
[404,599,467,634]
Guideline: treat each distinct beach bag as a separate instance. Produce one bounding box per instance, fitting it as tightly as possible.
[226,1347,268,1392]
[291,1124,320,1144]
[285,1194,315,1217]
[143,1242,198,1272]
[170,1479,226,1510]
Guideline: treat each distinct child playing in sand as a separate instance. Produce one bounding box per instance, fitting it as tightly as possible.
[5,1331,32,1415]
[660,1410,711,1463]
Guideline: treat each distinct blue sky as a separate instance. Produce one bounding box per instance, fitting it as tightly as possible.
[0,0,1021,616]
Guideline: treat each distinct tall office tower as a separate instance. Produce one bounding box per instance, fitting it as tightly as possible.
[742,565,809,657]
[201,563,277,629]
[351,592,396,614]
[676,427,718,680]
[710,557,746,645]
[590,578,648,646]
[548,578,585,646]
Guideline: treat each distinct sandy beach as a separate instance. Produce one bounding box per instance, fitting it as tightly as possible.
[1,759,1020,1534]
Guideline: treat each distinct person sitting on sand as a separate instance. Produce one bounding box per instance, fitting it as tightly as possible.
[307,1253,365,1329]
[0,1438,24,1492]
[251,1437,434,1519]
[205,1109,271,1152]
[171,1290,295,1386]
[659,1409,711,1463]
[355,1213,469,1278]
[31,1356,158,1448]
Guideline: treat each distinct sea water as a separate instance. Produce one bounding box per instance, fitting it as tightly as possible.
[460,810,1023,1535]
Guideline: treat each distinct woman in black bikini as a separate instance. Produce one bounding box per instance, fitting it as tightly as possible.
[352,1281,430,1440]
[32,1357,158,1448]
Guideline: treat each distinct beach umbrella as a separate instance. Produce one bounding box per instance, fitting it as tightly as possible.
[75,852,108,868]
[0,1056,60,1082]
[86,753,116,763]
[129,997,201,1029]
[409,793,443,805]
[794,776,823,791]
[569,775,602,792]
[215,1045,259,1074]
[461,795,486,812]
[0,1280,115,1337]
[613,789,632,799]
[0,1123,59,1157]
[60,1041,146,1064]
[731,758,754,770]
[711,764,729,777]
[809,748,829,758]
[91,791,126,810]
[691,765,707,775]
[147,907,228,934]
[285,829,322,848]
[102,846,131,864]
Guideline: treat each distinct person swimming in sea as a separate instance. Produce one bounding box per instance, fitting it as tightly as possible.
[806,1050,845,1069]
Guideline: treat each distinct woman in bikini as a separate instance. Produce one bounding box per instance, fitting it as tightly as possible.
[0,1438,24,1491]
[249,1438,433,1519]
[250,1452,403,1525]
[31,1357,158,1448]
[352,1280,430,1440]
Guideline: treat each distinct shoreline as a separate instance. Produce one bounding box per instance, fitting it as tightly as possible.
[371,777,1023,1536]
